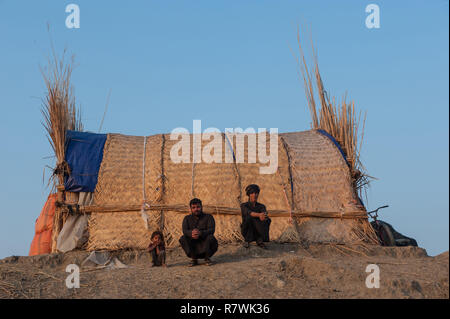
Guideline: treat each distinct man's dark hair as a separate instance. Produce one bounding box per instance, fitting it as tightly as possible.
[245,184,260,196]
[189,198,202,207]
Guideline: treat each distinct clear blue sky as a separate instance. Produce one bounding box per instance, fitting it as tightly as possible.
[0,1,448,258]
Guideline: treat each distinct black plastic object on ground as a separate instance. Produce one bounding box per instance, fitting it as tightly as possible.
[371,220,418,247]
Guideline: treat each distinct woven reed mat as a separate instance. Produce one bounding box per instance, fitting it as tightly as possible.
[163,133,194,206]
[94,134,164,206]
[282,130,359,214]
[228,132,295,240]
[187,134,243,242]
[295,217,378,244]
[87,130,369,250]
[87,211,152,250]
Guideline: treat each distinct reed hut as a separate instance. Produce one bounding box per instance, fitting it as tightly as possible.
[33,36,378,255]
[53,128,376,252]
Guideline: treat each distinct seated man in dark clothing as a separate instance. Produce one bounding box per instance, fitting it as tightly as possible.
[179,198,218,266]
[240,184,271,249]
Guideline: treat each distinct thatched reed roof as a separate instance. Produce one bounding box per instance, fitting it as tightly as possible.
[81,129,373,250]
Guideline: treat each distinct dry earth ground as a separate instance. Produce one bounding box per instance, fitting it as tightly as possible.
[0,243,448,299]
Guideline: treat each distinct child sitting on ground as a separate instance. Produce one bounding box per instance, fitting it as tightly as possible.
[148,230,166,267]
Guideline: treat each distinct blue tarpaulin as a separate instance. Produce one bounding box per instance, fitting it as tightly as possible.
[64,130,107,193]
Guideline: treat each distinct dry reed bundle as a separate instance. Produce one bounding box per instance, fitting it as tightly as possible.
[41,48,83,188]
[41,45,83,252]
[295,29,372,198]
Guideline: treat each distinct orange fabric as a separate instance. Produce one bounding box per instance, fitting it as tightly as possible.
[29,194,57,256]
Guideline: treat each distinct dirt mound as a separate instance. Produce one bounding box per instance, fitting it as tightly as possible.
[434,251,449,262]
[279,256,336,283]
[0,243,448,299]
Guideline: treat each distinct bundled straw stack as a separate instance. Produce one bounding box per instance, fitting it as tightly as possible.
[295,30,372,200]
[41,50,83,252]
[292,30,378,244]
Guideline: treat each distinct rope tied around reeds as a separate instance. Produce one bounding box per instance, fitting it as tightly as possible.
[279,136,295,223]
[141,136,150,229]
[140,135,167,232]
[52,160,71,178]
[82,203,369,219]
[142,136,148,202]
[191,162,196,199]
[157,134,166,231]
[224,132,243,205]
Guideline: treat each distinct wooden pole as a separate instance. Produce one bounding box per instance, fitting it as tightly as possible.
[78,203,368,219]
[51,185,66,253]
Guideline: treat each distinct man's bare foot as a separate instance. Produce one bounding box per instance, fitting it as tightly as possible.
[204,258,214,266]
[188,259,198,267]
